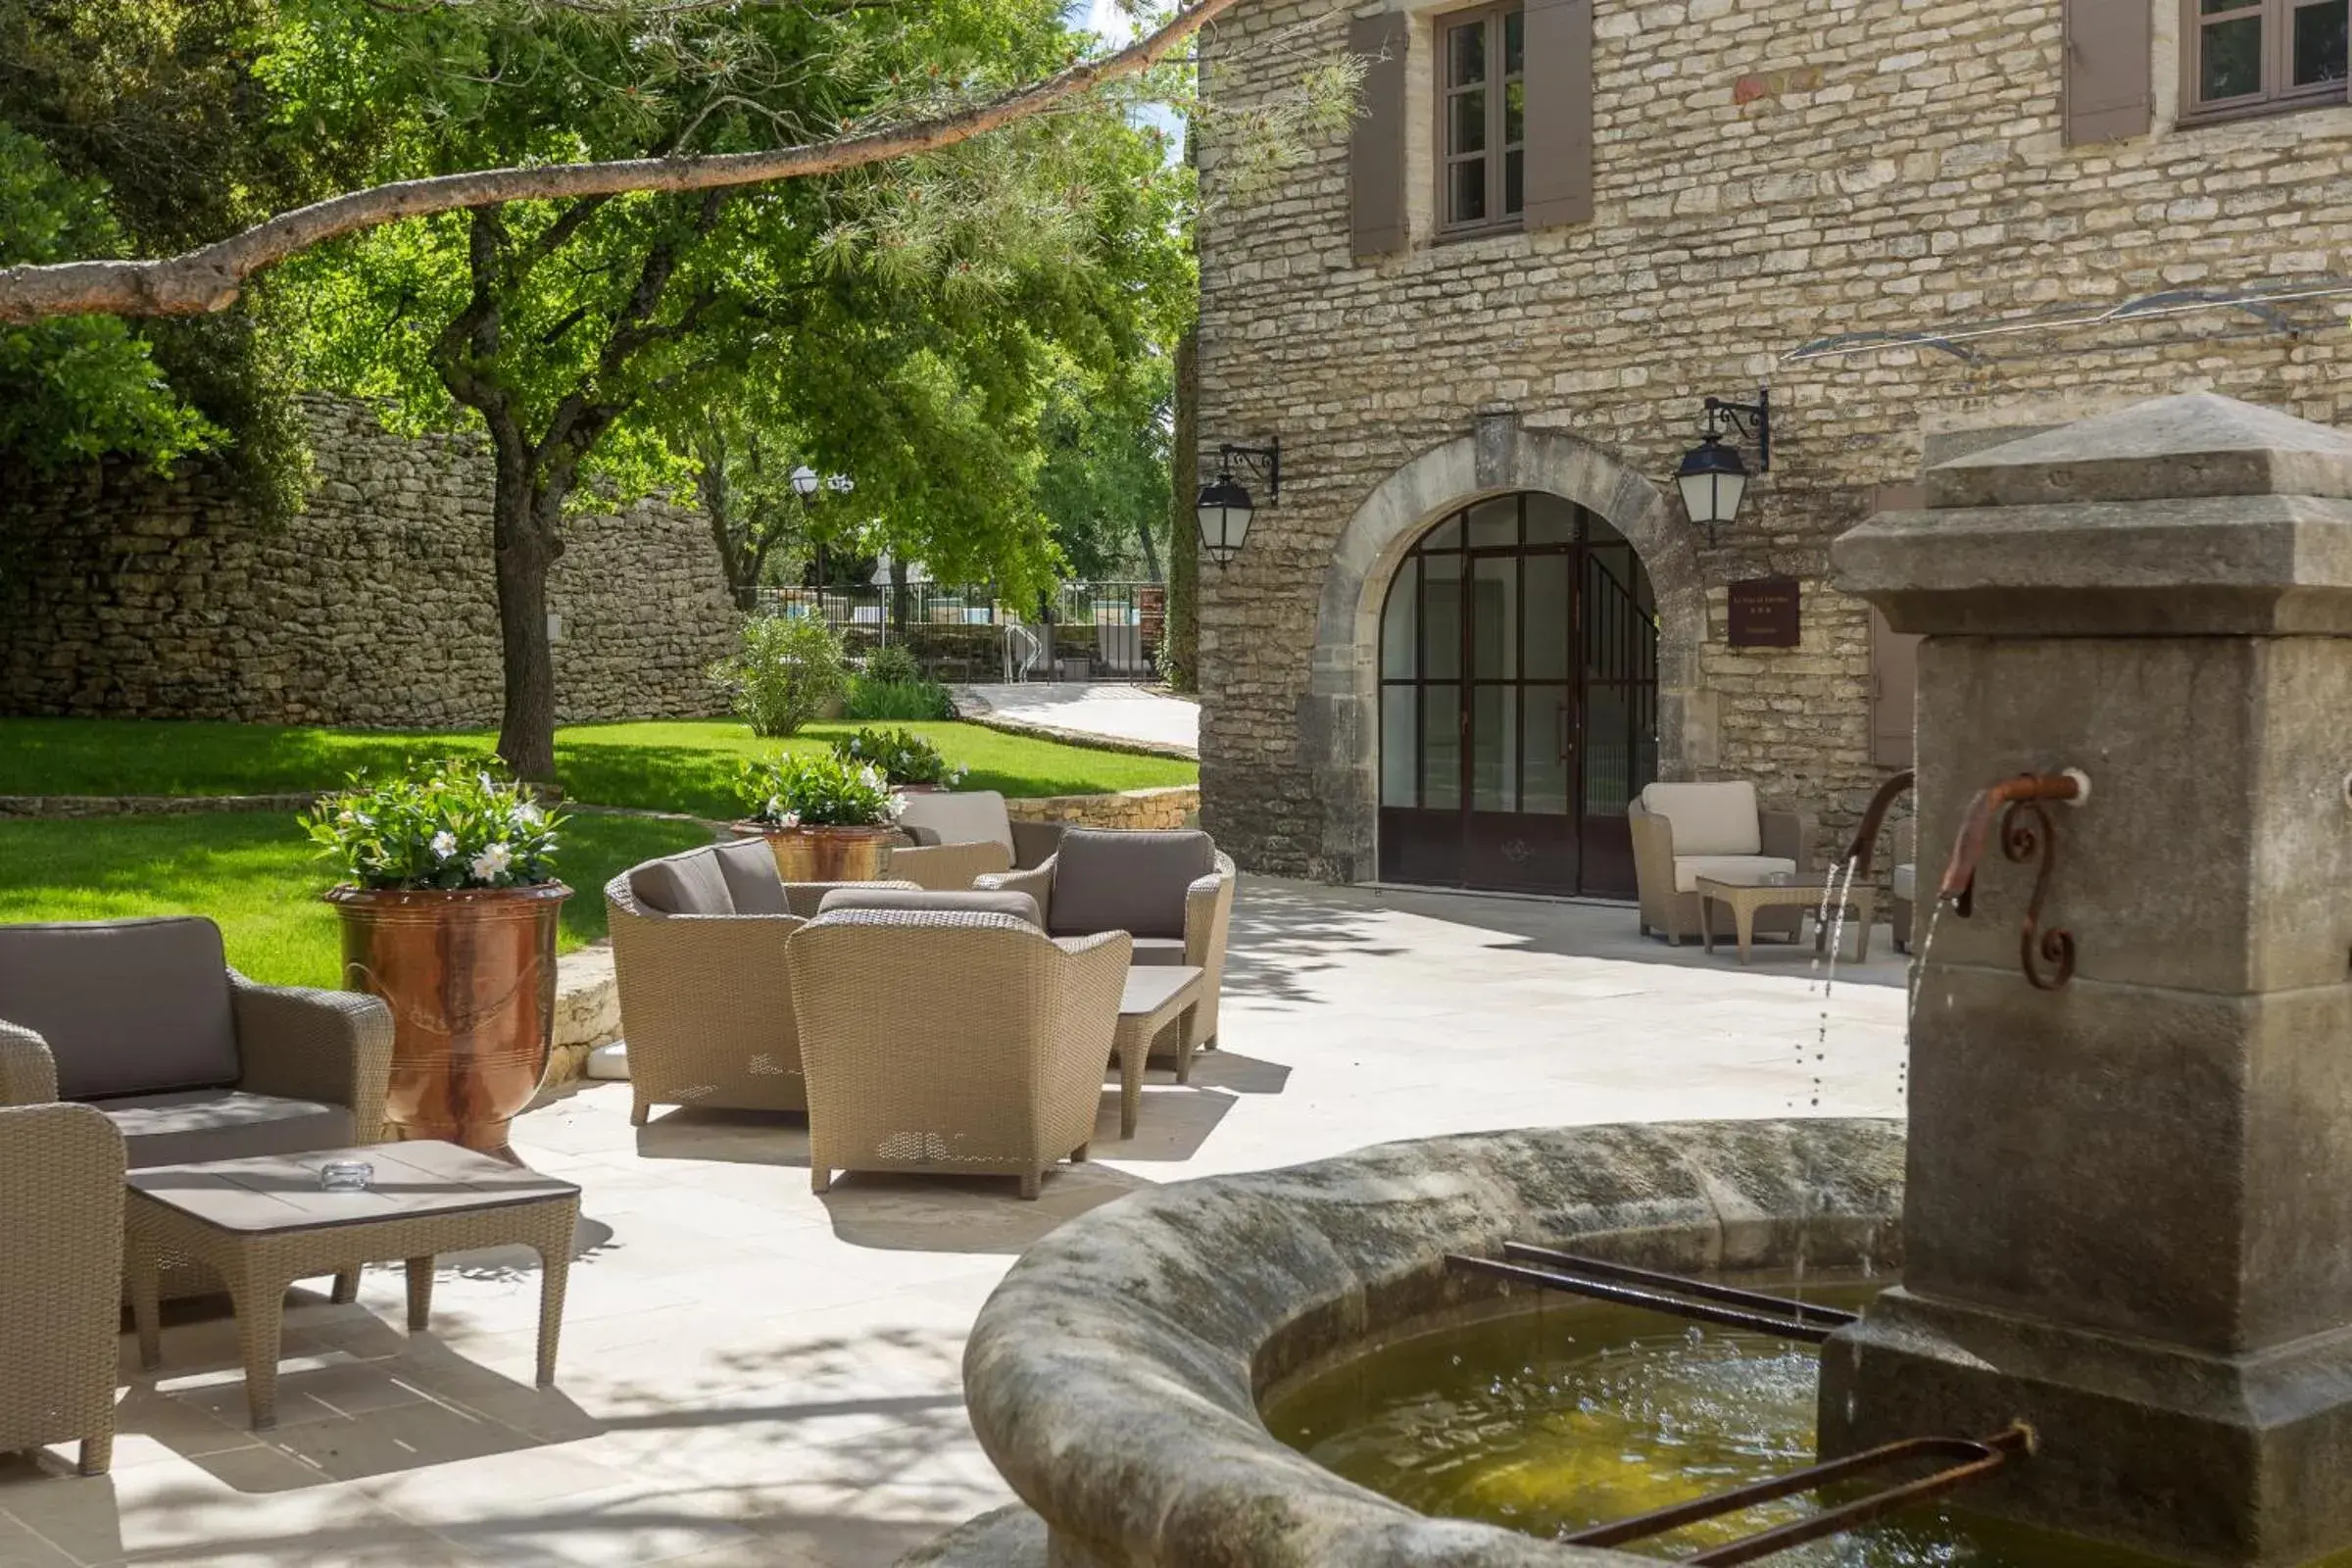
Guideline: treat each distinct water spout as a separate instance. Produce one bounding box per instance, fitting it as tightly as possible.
[1938,771,2082,913]
[1843,770,1915,880]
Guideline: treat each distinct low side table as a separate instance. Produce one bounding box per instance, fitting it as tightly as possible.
[1695,875,1877,966]
[1111,966,1205,1138]
[126,1142,580,1429]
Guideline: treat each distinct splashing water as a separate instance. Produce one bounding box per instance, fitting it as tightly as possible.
[1805,857,1863,1112]
[1898,895,1953,1106]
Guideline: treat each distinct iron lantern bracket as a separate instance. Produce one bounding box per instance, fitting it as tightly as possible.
[1700,389,1771,472]
[1213,438,1281,502]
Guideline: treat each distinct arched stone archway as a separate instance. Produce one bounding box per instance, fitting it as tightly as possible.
[1299,413,1710,883]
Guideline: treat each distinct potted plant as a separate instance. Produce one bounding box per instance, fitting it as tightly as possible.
[306,760,569,1158]
[831,726,969,793]
[733,752,905,882]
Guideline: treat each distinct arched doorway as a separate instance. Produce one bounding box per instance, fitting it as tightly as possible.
[1377,491,1659,897]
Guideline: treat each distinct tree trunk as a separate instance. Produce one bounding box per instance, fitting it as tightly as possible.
[1162,324,1200,693]
[491,459,562,784]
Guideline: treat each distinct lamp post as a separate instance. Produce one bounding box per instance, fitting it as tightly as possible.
[1675,390,1770,545]
[1195,438,1280,568]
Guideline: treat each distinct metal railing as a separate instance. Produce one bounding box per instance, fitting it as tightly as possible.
[742,580,1167,683]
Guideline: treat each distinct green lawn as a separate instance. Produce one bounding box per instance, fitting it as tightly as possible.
[0,716,1197,816]
[0,811,713,990]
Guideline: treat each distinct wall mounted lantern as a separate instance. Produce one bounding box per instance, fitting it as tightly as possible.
[1676,390,1771,544]
[1196,438,1281,569]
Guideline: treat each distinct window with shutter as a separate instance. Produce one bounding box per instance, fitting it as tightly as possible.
[1435,4,1527,236]
[2180,0,2348,122]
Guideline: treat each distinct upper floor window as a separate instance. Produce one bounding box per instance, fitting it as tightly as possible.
[1440,4,1526,235]
[2185,0,2348,119]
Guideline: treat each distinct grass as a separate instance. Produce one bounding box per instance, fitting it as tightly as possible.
[0,811,714,990]
[0,716,1196,816]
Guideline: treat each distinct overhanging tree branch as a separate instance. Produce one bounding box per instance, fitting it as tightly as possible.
[0,0,1236,325]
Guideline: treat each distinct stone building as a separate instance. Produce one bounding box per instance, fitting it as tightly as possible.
[0,395,737,729]
[1193,0,2352,897]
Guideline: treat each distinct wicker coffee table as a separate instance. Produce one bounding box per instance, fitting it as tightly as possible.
[126,1142,580,1428]
[1111,966,1205,1138]
[1694,874,1877,966]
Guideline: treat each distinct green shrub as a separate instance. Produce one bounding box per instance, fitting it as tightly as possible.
[832,726,968,788]
[845,675,955,721]
[303,759,566,890]
[863,643,922,685]
[709,614,847,737]
[735,752,899,827]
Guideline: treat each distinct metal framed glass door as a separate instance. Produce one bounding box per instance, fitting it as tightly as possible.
[1377,493,1658,897]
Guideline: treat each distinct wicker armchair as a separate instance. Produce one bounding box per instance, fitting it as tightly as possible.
[886,790,1064,891]
[979,828,1236,1054]
[787,909,1129,1200]
[1628,784,1813,948]
[0,1102,123,1475]
[1890,818,1919,956]
[0,917,393,1303]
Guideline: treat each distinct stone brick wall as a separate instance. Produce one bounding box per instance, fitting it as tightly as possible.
[0,395,737,728]
[1195,0,2352,880]
[1005,786,1201,831]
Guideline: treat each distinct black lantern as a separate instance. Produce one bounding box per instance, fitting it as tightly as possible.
[1676,390,1770,544]
[1195,438,1280,569]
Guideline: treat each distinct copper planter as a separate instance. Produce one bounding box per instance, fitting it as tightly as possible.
[326,883,570,1158]
[729,822,897,883]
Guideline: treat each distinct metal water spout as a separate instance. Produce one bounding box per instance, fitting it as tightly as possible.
[1938,771,2084,909]
[1936,769,2089,992]
[1844,769,1916,878]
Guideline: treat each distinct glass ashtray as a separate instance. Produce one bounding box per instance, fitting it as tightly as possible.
[318,1159,375,1193]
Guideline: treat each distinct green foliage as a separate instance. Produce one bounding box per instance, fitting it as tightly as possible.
[303,758,566,890]
[735,751,897,828]
[832,726,966,789]
[0,809,707,989]
[709,614,847,738]
[0,716,1199,813]
[0,127,217,470]
[845,676,955,722]
[863,644,921,686]
[1038,350,1174,582]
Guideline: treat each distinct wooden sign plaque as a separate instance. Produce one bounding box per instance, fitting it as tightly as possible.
[1727,576,1801,649]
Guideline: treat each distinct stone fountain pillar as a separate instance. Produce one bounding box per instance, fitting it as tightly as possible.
[1819,393,2352,1566]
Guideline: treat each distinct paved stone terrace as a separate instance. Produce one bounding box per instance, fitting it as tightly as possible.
[0,878,1906,1568]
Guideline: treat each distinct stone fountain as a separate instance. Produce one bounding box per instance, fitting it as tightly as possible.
[1822,392,2352,1566]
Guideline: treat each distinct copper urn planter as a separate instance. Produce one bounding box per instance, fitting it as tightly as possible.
[728,822,897,883]
[326,883,570,1158]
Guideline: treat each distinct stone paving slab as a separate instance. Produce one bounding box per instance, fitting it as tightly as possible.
[953,684,1199,758]
[0,877,1906,1568]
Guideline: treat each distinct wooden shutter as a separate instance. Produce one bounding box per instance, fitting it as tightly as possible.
[1871,607,1921,770]
[2061,0,2151,146]
[1349,13,1410,260]
[1521,0,1594,230]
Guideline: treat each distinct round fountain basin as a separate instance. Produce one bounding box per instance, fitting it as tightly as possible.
[963,1119,1906,1568]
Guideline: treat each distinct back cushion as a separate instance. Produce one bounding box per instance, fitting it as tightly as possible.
[896,790,1015,856]
[629,849,738,916]
[817,888,1043,927]
[1640,782,1763,858]
[0,918,240,1101]
[711,839,791,914]
[1049,829,1215,940]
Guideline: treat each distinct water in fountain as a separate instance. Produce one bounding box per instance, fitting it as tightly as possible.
[1264,1288,2275,1567]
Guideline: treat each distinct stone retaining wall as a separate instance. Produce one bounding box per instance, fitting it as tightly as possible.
[0,394,737,728]
[1004,786,1200,832]
[0,792,323,819]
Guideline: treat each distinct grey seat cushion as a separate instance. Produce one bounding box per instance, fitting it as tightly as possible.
[1049,829,1215,940]
[630,848,737,916]
[95,1089,354,1169]
[817,888,1043,927]
[0,916,241,1101]
[1128,937,1191,966]
[712,838,791,914]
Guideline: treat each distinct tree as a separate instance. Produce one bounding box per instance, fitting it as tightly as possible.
[1161,323,1200,691]
[257,0,1204,781]
[694,409,809,603]
[1036,351,1175,583]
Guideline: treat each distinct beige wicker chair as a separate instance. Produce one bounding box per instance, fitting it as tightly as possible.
[979,829,1236,1054]
[0,1102,123,1475]
[787,909,1129,1200]
[1890,818,1919,956]
[0,916,393,1302]
[1628,783,1813,948]
[886,790,1064,891]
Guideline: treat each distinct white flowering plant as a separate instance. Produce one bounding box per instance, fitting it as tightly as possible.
[829,727,968,789]
[735,753,901,828]
[304,759,567,891]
